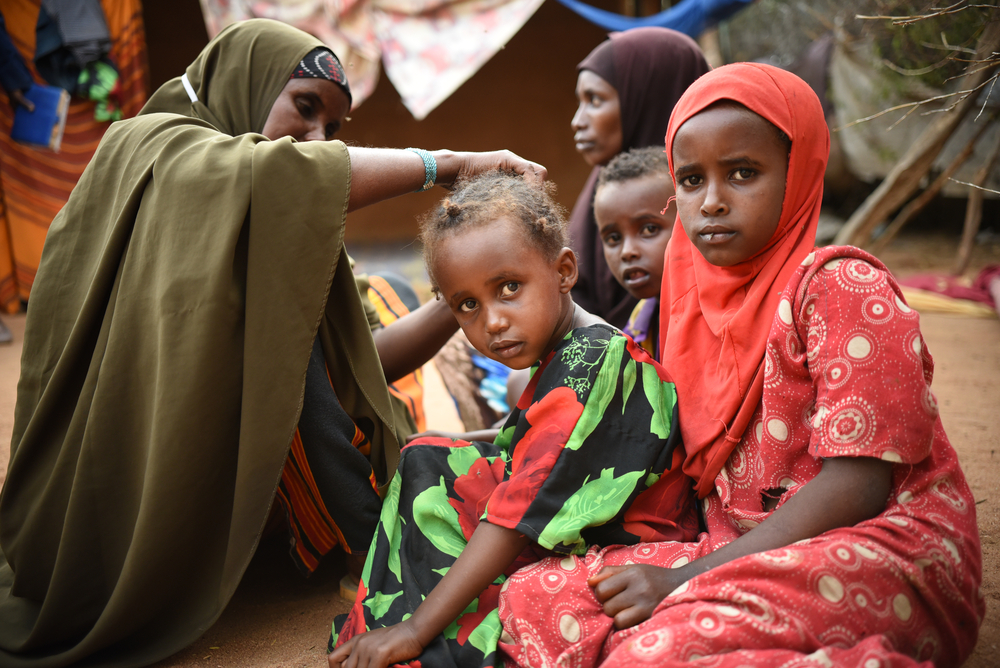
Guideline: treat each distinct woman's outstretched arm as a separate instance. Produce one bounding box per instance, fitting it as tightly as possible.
[590,455,893,629]
[346,147,543,381]
[346,148,546,212]
[373,297,457,383]
[328,521,530,668]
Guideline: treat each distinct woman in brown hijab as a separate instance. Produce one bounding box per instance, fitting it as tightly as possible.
[0,19,543,668]
[569,27,710,328]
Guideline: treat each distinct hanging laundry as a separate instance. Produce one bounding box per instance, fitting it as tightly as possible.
[199,0,545,120]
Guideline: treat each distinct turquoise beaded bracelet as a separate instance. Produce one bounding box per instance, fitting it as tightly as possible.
[406,148,437,192]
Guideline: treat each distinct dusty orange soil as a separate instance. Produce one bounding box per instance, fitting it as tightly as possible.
[0,231,997,666]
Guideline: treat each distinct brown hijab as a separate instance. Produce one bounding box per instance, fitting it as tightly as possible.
[569,27,710,327]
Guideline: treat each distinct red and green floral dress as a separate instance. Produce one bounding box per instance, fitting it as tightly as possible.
[331,324,700,667]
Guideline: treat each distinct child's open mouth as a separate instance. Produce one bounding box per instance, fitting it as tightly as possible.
[623,267,650,288]
[490,340,524,359]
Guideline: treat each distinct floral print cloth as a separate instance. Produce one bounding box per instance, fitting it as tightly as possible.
[198,0,544,119]
[332,324,699,667]
[498,247,984,667]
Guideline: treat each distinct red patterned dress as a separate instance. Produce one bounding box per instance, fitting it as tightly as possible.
[498,247,984,667]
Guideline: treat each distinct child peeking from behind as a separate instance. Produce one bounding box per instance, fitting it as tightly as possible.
[594,146,675,361]
[328,172,699,668]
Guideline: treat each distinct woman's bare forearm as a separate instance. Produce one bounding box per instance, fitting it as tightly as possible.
[345,148,546,212]
[346,148,430,212]
[373,297,458,382]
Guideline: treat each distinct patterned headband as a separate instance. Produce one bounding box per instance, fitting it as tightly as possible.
[291,47,351,104]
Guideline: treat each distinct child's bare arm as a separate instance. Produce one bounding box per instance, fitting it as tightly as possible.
[590,455,893,629]
[328,522,530,668]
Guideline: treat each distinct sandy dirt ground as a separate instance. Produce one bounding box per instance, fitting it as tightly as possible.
[0,232,997,667]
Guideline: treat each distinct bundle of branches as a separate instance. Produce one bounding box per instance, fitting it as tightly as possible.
[829,1,999,272]
[724,0,991,81]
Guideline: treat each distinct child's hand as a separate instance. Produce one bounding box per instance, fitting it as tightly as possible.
[327,622,423,668]
[588,565,687,630]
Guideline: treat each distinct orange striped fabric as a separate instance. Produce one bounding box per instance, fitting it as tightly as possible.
[0,0,148,312]
[277,274,428,574]
[367,274,427,432]
[279,412,375,573]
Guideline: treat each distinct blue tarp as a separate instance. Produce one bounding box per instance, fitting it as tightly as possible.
[555,0,754,37]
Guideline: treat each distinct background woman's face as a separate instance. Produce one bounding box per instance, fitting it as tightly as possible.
[572,70,623,167]
[261,78,350,142]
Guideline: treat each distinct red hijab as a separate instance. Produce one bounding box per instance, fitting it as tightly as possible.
[659,63,829,497]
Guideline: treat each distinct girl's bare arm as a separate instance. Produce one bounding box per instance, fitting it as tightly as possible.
[590,455,893,629]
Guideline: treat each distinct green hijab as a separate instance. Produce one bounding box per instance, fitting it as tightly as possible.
[0,19,398,667]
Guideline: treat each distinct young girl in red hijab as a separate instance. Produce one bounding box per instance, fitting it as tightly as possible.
[497,63,983,667]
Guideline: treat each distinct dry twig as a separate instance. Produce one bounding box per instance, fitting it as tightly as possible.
[881,56,955,76]
[834,72,998,131]
[870,114,996,254]
[948,177,1000,195]
[954,131,1000,274]
[857,1,998,26]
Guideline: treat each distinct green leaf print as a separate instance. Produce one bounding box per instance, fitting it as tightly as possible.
[621,358,636,415]
[386,517,403,583]
[447,444,484,478]
[495,424,516,450]
[369,473,403,584]
[560,337,589,368]
[537,467,645,553]
[467,609,503,655]
[563,336,625,452]
[366,589,403,621]
[413,477,467,558]
[642,363,676,439]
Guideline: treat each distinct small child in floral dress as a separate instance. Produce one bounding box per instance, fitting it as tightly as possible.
[329,172,699,668]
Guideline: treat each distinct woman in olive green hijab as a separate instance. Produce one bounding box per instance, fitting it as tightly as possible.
[0,19,544,668]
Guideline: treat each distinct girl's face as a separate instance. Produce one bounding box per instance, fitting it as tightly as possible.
[594,173,675,301]
[671,104,788,267]
[572,70,623,167]
[432,217,578,370]
[261,78,349,141]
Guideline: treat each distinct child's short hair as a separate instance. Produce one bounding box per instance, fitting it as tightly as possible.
[419,172,569,289]
[596,146,672,190]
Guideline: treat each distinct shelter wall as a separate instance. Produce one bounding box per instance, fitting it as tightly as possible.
[143,0,615,244]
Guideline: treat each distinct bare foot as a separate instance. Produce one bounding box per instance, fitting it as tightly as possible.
[339,551,367,602]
